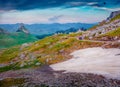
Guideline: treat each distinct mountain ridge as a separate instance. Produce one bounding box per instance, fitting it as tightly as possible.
[0,28,8,34]
[0,25,37,49]
[0,23,96,35]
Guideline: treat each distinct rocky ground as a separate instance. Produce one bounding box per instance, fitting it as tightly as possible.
[0,65,120,87]
[0,47,120,87]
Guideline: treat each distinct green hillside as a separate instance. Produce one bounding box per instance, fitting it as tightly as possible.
[0,32,37,49]
[101,27,120,37]
[110,14,120,22]
[95,27,120,40]
[0,33,103,72]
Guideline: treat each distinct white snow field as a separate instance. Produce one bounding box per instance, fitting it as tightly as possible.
[50,47,120,79]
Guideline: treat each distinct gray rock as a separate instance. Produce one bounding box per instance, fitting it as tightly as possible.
[20,43,31,50]
[20,53,26,59]
[106,10,120,21]
[20,62,26,67]
[35,62,41,66]
[29,53,36,60]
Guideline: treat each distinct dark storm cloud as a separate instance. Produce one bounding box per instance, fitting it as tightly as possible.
[0,0,119,11]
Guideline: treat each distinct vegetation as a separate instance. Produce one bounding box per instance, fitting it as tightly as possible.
[1,13,120,72]
[98,27,120,38]
[110,14,120,22]
[92,27,120,42]
[55,27,86,34]
[35,33,53,39]
[0,60,41,72]
[0,32,103,72]
[0,78,25,87]
[103,27,120,37]
[0,32,37,49]
[89,21,106,31]
[89,14,120,31]
[0,46,20,63]
[0,63,20,72]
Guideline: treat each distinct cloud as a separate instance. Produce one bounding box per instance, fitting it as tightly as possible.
[65,2,85,8]
[93,6,120,11]
[49,15,63,22]
[87,2,98,5]
[65,1,100,8]
[0,0,120,11]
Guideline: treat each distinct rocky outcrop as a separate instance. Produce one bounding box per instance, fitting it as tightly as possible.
[106,10,120,21]
[16,23,29,34]
[84,10,120,40]
[85,19,120,40]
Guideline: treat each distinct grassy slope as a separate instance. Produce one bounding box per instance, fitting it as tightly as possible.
[0,32,103,72]
[96,27,120,39]
[0,46,20,63]
[110,14,120,22]
[0,32,37,49]
[89,21,106,31]
[102,27,120,37]
[20,33,103,64]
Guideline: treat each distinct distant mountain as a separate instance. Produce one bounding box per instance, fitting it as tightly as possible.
[0,23,96,35]
[16,23,29,34]
[0,25,37,49]
[0,28,8,34]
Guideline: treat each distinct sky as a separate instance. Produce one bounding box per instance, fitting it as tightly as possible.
[0,0,120,24]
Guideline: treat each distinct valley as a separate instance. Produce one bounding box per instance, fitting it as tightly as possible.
[0,9,120,87]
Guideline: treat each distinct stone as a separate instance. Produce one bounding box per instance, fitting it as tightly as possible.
[78,36,84,40]
[114,36,118,40]
[20,43,31,50]
[35,62,41,66]
[59,49,64,53]
[106,10,120,21]
[29,53,36,60]
[89,36,93,40]
[46,59,49,63]
[20,62,26,67]
[20,53,26,59]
